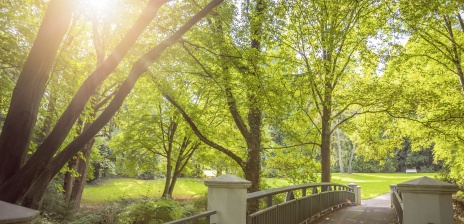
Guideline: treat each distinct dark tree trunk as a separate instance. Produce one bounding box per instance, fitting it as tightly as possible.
[63,158,78,200]
[0,0,74,183]
[245,104,262,213]
[69,138,94,207]
[163,157,172,198]
[321,105,331,183]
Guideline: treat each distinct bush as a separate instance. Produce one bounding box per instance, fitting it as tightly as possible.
[118,199,181,224]
[39,184,76,223]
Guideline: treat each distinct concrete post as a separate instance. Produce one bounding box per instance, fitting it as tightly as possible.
[0,200,40,224]
[397,176,458,224]
[204,174,251,224]
[347,183,361,205]
[389,184,397,207]
[356,186,362,205]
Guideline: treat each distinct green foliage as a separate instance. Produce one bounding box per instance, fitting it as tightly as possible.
[265,147,320,184]
[119,199,181,224]
[40,184,76,223]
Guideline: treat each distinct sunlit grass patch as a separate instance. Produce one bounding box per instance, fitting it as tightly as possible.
[331,173,436,199]
[82,173,436,206]
[82,178,206,206]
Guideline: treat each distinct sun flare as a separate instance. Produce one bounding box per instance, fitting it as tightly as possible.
[81,0,116,18]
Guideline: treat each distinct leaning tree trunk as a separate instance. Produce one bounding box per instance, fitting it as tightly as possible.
[0,0,167,204]
[2,0,222,206]
[0,0,74,183]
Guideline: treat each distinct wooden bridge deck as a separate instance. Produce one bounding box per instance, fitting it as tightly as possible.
[313,193,398,224]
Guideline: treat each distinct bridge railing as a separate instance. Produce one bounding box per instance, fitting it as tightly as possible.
[165,175,360,224]
[390,184,403,224]
[164,211,216,224]
[246,183,355,224]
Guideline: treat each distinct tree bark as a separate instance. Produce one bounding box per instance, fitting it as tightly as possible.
[163,155,172,198]
[69,138,94,207]
[0,0,74,183]
[63,158,78,200]
[321,105,332,183]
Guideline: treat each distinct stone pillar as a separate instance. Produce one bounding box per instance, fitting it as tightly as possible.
[348,183,361,205]
[397,176,458,224]
[0,200,40,224]
[204,174,251,224]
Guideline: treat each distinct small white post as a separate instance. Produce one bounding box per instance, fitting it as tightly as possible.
[389,184,397,207]
[347,183,361,205]
[356,186,362,205]
[204,174,251,224]
[397,176,458,224]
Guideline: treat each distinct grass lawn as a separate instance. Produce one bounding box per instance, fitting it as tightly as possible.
[331,173,436,199]
[82,173,436,206]
[82,178,206,206]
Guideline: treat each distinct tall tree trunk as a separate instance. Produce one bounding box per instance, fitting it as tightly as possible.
[163,155,172,198]
[321,105,331,183]
[0,0,74,183]
[69,138,94,207]
[245,105,262,213]
[336,127,344,173]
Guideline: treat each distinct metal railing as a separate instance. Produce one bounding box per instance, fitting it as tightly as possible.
[246,183,355,224]
[390,184,403,224]
[164,210,216,224]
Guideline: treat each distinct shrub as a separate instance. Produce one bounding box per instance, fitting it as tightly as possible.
[118,199,181,224]
[39,184,76,223]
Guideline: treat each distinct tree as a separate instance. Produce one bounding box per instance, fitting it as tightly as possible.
[0,0,223,208]
[111,79,201,198]
[272,0,386,182]
[156,0,270,195]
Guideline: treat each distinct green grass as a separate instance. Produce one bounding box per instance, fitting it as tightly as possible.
[82,178,206,206]
[330,173,436,199]
[82,173,436,206]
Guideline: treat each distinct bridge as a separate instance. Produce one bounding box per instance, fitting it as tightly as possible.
[167,175,458,224]
[0,175,458,224]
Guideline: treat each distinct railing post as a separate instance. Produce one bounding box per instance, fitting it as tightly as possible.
[347,183,361,205]
[397,176,458,224]
[389,184,397,208]
[0,200,40,224]
[356,186,362,205]
[204,174,251,224]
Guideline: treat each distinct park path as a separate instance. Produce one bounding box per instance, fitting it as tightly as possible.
[312,193,399,224]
